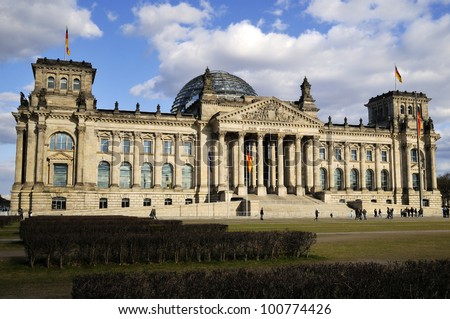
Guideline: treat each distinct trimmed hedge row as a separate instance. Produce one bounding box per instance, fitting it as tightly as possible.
[72,260,450,298]
[20,216,316,268]
[0,215,21,228]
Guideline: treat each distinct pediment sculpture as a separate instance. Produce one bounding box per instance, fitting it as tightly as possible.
[241,103,298,122]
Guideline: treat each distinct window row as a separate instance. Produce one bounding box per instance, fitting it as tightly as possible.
[318,168,390,191]
[52,197,194,210]
[98,161,194,189]
[319,148,389,162]
[47,76,80,90]
[99,138,193,156]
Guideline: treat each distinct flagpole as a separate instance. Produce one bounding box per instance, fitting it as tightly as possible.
[415,92,423,210]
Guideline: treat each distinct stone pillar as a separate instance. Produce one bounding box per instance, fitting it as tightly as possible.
[270,140,276,192]
[13,126,26,187]
[133,132,141,189]
[295,134,304,195]
[24,119,36,186]
[173,133,182,190]
[360,144,366,191]
[406,143,412,190]
[237,132,247,196]
[257,133,267,196]
[75,125,86,186]
[430,145,437,190]
[277,134,287,196]
[328,141,334,190]
[312,136,320,193]
[232,139,239,190]
[111,131,120,188]
[344,142,350,191]
[218,132,227,191]
[375,144,382,191]
[305,139,314,193]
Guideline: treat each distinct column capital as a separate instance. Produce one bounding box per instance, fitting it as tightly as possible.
[219,131,227,138]
[77,126,86,134]
[16,126,26,134]
[36,123,46,133]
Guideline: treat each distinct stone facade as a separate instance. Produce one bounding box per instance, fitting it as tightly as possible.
[10,58,441,217]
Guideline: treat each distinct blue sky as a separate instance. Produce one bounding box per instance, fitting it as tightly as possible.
[2,0,450,196]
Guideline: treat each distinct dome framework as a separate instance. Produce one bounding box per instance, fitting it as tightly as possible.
[171,70,257,113]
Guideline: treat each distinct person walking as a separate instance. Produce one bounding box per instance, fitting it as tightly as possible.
[315,209,319,222]
[260,208,264,220]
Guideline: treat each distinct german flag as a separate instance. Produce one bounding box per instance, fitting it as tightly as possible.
[395,65,402,83]
[65,27,71,56]
[246,151,253,173]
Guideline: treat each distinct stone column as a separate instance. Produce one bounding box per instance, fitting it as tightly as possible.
[344,142,350,191]
[218,132,227,191]
[111,131,120,188]
[277,134,287,196]
[257,133,267,196]
[173,133,183,190]
[312,136,320,193]
[328,141,334,190]
[75,125,86,187]
[232,139,239,190]
[375,144,382,191]
[270,140,276,192]
[406,143,412,190]
[430,145,437,190]
[295,134,304,195]
[360,144,366,191]
[154,132,162,189]
[133,132,141,189]
[24,119,36,186]
[237,132,247,196]
[13,126,26,187]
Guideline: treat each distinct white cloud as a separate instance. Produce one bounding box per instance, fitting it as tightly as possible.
[0,0,102,61]
[0,113,16,144]
[272,18,288,31]
[107,11,118,22]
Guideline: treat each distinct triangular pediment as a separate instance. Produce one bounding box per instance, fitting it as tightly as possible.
[215,97,323,126]
[47,151,73,161]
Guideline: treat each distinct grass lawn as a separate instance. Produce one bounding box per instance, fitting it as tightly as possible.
[0,217,449,298]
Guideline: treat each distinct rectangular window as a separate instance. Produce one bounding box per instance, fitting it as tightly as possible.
[123,139,131,154]
[335,148,342,161]
[164,198,172,205]
[143,198,152,207]
[411,149,418,163]
[52,197,66,210]
[99,198,108,209]
[366,150,373,161]
[163,141,173,155]
[319,148,326,160]
[121,198,130,208]
[412,173,420,190]
[381,150,388,162]
[185,198,193,205]
[53,164,68,186]
[143,140,153,154]
[100,139,109,153]
[351,149,357,161]
[184,141,192,156]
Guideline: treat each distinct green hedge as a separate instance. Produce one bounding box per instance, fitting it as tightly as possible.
[72,260,450,298]
[20,216,316,268]
[0,215,21,228]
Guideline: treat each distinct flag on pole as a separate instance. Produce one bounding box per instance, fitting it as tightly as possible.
[246,151,253,173]
[417,110,422,136]
[395,65,402,83]
[65,27,71,56]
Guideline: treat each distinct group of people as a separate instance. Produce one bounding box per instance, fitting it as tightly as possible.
[400,207,424,218]
[442,206,450,218]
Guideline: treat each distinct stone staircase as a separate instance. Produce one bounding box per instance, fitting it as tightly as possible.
[247,194,352,218]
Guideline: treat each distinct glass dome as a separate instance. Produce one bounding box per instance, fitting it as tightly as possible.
[171,70,257,113]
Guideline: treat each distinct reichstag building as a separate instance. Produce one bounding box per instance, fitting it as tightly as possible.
[10,58,442,217]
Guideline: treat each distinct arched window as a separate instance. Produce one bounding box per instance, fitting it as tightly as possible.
[182,164,193,189]
[350,169,359,190]
[119,162,132,189]
[365,169,374,191]
[141,163,153,189]
[334,168,343,190]
[47,76,55,89]
[73,78,81,90]
[381,170,389,191]
[162,163,173,189]
[411,148,418,162]
[319,168,327,190]
[60,77,68,90]
[408,105,413,115]
[50,132,73,150]
[400,104,405,114]
[97,161,110,189]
